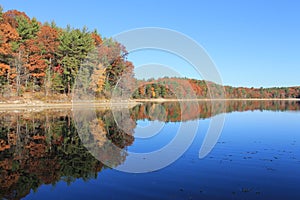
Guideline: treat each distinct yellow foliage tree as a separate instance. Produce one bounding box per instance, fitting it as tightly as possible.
[90,63,106,94]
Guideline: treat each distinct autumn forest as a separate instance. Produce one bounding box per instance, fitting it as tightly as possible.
[0,7,299,103]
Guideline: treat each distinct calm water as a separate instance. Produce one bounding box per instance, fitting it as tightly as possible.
[0,101,299,200]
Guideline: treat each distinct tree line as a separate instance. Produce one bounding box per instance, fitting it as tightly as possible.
[0,7,134,100]
[132,78,300,99]
[1,7,299,102]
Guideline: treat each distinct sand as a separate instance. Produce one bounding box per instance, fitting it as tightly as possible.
[0,98,299,110]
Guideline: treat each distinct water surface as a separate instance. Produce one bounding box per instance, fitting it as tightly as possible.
[0,100,299,199]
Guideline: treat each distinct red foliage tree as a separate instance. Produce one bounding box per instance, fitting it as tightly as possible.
[2,10,30,29]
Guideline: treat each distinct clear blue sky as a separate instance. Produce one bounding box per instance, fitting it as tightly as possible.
[1,0,299,87]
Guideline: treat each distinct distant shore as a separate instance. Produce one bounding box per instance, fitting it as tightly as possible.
[134,98,300,102]
[0,98,299,110]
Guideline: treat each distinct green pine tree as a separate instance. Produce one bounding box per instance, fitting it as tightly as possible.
[57,26,94,95]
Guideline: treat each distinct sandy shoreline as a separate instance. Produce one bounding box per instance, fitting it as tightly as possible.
[0,98,299,109]
[0,100,139,109]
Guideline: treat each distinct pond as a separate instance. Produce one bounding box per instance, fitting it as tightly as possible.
[0,100,299,199]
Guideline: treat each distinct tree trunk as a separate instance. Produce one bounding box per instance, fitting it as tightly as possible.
[16,51,22,96]
[45,58,52,97]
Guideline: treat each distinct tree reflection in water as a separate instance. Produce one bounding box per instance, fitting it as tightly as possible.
[0,109,134,200]
[0,100,299,199]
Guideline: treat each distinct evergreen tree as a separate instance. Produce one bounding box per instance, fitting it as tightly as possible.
[16,16,39,42]
[57,26,94,95]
